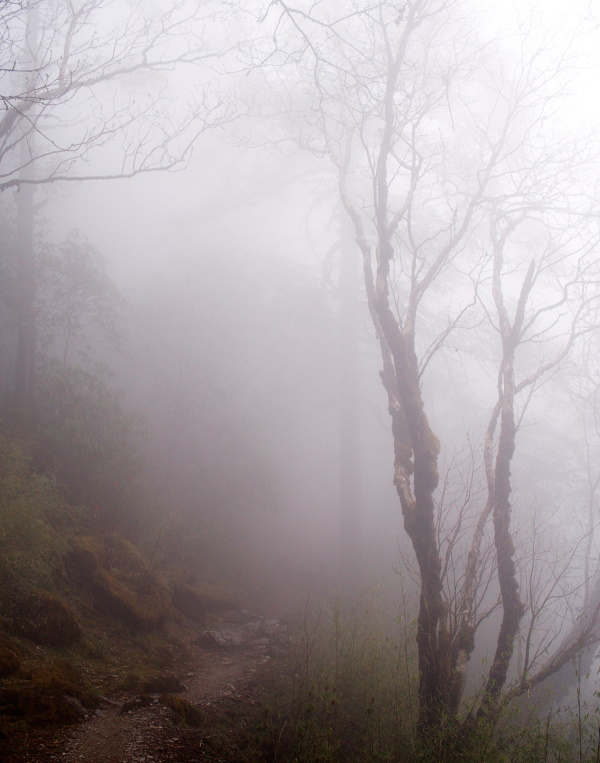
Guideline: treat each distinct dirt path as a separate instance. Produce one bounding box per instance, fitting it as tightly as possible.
[8,621,283,763]
[53,648,268,763]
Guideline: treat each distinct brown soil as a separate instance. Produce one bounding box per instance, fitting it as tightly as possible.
[3,632,279,763]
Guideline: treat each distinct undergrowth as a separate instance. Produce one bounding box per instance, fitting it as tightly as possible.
[248,592,600,763]
[252,591,418,762]
[0,432,79,588]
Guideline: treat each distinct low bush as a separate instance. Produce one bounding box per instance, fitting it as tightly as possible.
[0,433,75,588]
[0,638,20,678]
[67,534,168,630]
[254,593,418,763]
[91,568,163,630]
[34,360,142,531]
[6,589,81,646]
[251,593,600,762]
[163,694,203,727]
[0,658,97,726]
[172,581,239,623]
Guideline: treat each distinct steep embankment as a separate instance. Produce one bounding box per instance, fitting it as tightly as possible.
[0,513,283,763]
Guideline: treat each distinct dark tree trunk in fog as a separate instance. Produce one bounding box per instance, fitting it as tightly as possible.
[13,178,36,420]
[12,2,38,426]
[477,249,530,717]
[340,160,450,732]
[339,207,362,590]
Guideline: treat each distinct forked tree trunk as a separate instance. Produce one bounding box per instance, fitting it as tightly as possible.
[340,178,451,735]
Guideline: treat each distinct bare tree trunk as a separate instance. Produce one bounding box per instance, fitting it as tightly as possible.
[339,207,362,591]
[14,177,36,420]
[476,229,531,719]
[340,163,448,734]
[479,376,524,716]
[378,307,448,733]
[12,0,38,428]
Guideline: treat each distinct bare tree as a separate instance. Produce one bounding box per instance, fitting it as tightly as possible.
[1,0,232,189]
[1,0,233,417]
[248,0,600,746]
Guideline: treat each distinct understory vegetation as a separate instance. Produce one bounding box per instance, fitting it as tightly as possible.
[254,597,600,763]
[0,384,250,755]
[2,366,599,763]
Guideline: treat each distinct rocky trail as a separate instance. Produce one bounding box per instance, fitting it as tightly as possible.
[6,615,286,763]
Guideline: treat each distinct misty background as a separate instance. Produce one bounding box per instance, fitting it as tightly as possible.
[3,0,600,746]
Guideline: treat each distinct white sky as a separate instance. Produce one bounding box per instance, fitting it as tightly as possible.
[45,0,600,283]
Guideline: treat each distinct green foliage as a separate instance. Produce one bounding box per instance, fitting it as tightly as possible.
[256,593,418,763]
[0,431,74,587]
[38,229,123,366]
[490,704,600,763]
[6,589,81,646]
[67,534,167,630]
[251,595,600,762]
[33,359,142,528]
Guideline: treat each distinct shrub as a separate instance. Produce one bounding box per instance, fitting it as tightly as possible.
[66,534,167,630]
[0,432,75,588]
[256,593,418,763]
[6,589,81,646]
[34,360,142,530]
[91,567,163,630]
[0,638,20,678]
[172,581,239,623]
[163,695,203,727]
[0,658,97,726]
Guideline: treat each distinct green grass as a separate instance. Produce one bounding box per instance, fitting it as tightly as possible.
[252,591,418,762]
[248,591,600,763]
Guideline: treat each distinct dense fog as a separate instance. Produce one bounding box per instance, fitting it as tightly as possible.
[30,132,409,602]
[3,0,600,757]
